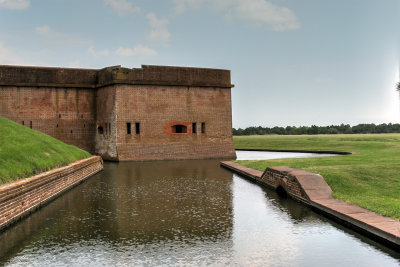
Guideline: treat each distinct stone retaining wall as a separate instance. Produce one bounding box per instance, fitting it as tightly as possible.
[0,156,103,231]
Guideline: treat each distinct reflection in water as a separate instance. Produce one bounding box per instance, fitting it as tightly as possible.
[0,158,399,266]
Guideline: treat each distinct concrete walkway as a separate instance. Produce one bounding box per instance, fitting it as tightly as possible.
[221,161,400,251]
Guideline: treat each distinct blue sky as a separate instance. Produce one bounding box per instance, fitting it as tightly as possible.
[0,0,399,128]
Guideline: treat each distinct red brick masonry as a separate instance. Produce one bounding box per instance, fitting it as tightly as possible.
[0,156,103,231]
[0,64,236,161]
[220,161,400,251]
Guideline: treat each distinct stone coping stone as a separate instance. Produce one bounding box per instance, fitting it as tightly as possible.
[220,161,263,180]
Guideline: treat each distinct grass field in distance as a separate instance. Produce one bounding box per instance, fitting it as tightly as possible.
[234,134,400,219]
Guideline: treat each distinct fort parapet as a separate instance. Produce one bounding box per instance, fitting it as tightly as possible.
[0,64,236,161]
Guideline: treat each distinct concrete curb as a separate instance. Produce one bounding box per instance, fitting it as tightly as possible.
[220,161,399,251]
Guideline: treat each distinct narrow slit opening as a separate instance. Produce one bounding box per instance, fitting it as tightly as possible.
[135,122,140,134]
[192,122,197,133]
[127,122,131,134]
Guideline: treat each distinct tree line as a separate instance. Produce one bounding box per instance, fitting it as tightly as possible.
[232,123,400,136]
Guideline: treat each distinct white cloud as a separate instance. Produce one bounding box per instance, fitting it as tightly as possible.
[34,25,89,45]
[146,13,170,43]
[173,0,195,13]
[0,41,22,64]
[67,60,83,68]
[0,0,30,10]
[173,0,224,13]
[172,0,300,31]
[104,0,139,16]
[115,45,157,57]
[35,25,50,35]
[0,41,47,66]
[88,45,110,57]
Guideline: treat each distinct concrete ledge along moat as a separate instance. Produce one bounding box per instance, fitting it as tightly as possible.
[220,161,400,251]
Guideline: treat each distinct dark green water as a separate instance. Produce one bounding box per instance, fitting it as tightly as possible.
[0,152,399,266]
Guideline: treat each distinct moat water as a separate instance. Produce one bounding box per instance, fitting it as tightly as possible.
[0,151,399,266]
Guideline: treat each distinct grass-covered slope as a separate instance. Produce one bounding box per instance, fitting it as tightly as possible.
[234,134,400,219]
[0,116,91,185]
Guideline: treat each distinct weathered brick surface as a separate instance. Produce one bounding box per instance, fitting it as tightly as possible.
[263,170,307,200]
[262,166,331,202]
[94,85,117,160]
[0,65,98,87]
[0,156,103,231]
[163,121,194,137]
[0,86,97,153]
[0,65,236,160]
[115,85,236,160]
[97,65,233,88]
[0,65,232,89]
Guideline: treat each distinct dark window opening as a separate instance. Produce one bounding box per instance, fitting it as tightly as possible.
[201,122,205,133]
[84,124,85,128]
[70,130,73,134]
[109,123,111,134]
[172,124,187,133]
[98,126,104,135]
[30,121,32,129]
[127,123,131,134]
[56,124,59,128]
[276,186,288,198]
[59,114,61,118]
[192,123,197,133]
[81,114,83,119]
[22,121,24,125]
[135,122,140,134]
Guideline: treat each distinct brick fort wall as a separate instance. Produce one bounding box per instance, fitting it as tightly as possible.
[0,64,236,161]
[115,85,235,160]
[0,86,97,153]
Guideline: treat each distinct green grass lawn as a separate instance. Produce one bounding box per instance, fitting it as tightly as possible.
[234,134,400,219]
[0,116,91,185]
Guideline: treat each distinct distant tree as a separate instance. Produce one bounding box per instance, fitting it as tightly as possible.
[232,123,400,136]
[327,128,339,134]
[285,126,296,135]
[307,125,319,135]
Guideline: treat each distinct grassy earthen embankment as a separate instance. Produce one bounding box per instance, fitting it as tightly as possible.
[234,134,400,219]
[0,116,91,185]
